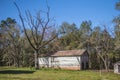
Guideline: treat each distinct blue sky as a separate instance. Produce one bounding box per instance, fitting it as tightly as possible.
[0,0,119,28]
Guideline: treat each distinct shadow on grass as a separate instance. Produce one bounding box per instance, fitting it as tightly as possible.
[0,70,35,74]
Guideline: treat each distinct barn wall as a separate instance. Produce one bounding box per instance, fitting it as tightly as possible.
[114,64,118,73]
[52,56,81,70]
[114,64,120,74]
[39,56,81,70]
[39,57,50,68]
[81,52,89,69]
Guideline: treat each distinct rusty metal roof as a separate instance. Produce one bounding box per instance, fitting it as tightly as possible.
[52,49,86,56]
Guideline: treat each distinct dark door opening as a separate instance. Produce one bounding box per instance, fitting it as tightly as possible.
[86,62,89,69]
[82,62,84,69]
[118,65,120,73]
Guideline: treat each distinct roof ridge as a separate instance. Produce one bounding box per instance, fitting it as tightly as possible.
[52,49,87,56]
[58,49,86,52]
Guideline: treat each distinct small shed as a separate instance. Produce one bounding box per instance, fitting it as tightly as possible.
[39,49,89,70]
[114,61,120,74]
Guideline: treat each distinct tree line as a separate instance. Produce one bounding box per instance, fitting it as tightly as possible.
[0,1,120,70]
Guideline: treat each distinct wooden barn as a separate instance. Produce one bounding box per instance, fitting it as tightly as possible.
[39,49,89,70]
[114,61,120,74]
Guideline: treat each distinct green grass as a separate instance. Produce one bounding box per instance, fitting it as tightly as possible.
[0,67,120,80]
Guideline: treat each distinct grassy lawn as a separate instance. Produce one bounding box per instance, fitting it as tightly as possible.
[0,67,120,80]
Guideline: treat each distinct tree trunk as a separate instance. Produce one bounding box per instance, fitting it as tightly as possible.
[34,50,39,69]
[103,60,108,71]
[18,58,20,67]
[98,52,108,71]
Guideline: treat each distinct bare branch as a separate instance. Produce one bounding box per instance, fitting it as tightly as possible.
[25,11,38,46]
[14,2,36,50]
[39,34,57,49]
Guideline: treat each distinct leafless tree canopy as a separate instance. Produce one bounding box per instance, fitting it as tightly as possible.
[14,2,57,69]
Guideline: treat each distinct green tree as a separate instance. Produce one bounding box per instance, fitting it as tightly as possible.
[58,22,78,50]
[77,21,92,48]
[112,0,120,61]
[0,18,24,67]
[116,1,120,11]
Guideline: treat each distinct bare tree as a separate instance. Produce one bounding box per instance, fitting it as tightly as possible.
[14,3,57,69]
[90,26,114,71]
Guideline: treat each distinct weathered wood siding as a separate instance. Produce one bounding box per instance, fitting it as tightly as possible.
[51,56,81,70]
[39,57,51,68]
[38,52,89,70]
[114,64,120,74]
[39,56,82,70]
[81,52,89,69]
